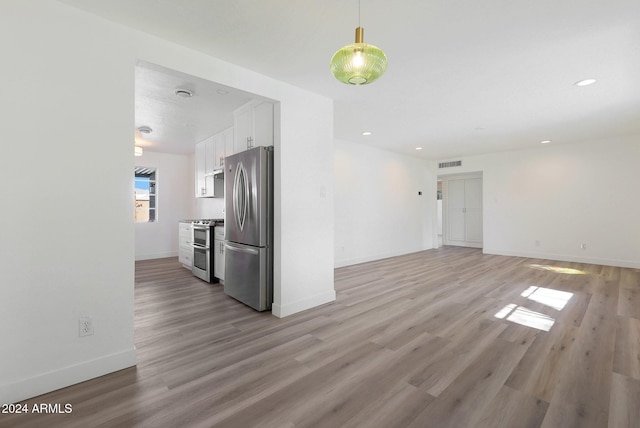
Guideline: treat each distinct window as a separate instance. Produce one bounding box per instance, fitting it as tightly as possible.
[135,167,156,222]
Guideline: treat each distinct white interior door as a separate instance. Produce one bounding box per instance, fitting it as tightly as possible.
[447,179,466,242]
[444,174,483,248]
[464,178,483,244]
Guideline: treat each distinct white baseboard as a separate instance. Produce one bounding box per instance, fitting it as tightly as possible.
[334,246,431,268]
[272,290,336,318]
[0,347,137,405]
[483,248,640,269]
[135,251,178,261]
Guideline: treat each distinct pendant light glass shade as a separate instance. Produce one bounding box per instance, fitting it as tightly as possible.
[331,27,387,85]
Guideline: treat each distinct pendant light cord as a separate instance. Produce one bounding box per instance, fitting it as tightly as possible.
[358,0,361,27]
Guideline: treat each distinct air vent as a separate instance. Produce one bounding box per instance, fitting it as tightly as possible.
[438,160,462,169]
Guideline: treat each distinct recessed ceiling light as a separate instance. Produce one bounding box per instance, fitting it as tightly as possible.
[174,88,194,98]
[575,79,596,87]
[415,147,423,150]
[137,126,152,134]
[540,140,551,144]
[362,131,372,136]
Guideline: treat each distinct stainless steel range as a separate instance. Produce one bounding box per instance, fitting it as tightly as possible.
[191,219,223,282]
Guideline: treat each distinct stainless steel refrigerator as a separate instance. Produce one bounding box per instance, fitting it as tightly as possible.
[224,146,273,311]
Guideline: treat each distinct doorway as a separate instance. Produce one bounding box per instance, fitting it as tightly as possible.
[439,172,483,248]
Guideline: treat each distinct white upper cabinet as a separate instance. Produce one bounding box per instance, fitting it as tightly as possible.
[194,137,209,197]
[233,100,274,152]
[214,127,234,170]
[195,135,223,198]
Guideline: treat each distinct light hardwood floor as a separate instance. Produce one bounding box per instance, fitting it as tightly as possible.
[3,247,640,427]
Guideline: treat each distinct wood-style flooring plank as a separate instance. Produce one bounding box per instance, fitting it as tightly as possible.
[618,268,640,319]
[608,372,640,428]
[613,315,640,380]
[474,385,548,428]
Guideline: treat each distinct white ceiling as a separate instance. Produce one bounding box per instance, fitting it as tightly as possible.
[59,0,640,159]
[134,62,256,153]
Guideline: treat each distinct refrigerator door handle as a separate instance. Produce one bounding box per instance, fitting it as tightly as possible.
[233,162,249,232]
[224,243,259,255]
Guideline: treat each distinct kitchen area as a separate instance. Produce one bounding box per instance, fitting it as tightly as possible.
[135,61,276,312]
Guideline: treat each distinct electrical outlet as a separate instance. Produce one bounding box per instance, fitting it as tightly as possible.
[581,243,587,250]
[79,317,94,337]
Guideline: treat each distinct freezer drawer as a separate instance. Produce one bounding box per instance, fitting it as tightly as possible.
[224,241,272,311]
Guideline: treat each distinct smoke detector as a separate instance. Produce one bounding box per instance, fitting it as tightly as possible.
[174,88,194,98]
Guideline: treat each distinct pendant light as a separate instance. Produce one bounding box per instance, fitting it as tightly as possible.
[330,0,387,85]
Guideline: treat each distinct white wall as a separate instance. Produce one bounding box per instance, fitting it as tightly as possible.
[194,197,225,220]
[0,0,137,405]
[434,134,640,268]
[135,151,194,260]
[334,139,434,267]
[0,0,334,405]
[274,100,336,316]
[334,135,640,270]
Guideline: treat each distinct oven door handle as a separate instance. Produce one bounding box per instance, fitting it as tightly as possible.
[192,243,210,250]
[192,225,210,230]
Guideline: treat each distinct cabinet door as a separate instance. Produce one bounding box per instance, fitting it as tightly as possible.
[214,127,234,168]
[178,223,193,267]
[253,102,274,147]
[234,104,252,153]
[203,138,215,197]
[213,133,224,170]
[222,127,234,160]
[213,239,225,280]
[204,137,216,175]
[195,141,207,197]
[179,245,193,267]
[195,136,217,197]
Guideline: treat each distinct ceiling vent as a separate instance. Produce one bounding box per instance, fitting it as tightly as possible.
[438,160,462,169]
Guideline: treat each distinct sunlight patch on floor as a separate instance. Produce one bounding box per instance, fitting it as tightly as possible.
[494,304,555,331]
[521,286,573,311]
[528,264,586,275]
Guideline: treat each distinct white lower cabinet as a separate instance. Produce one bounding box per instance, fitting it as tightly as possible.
[178,222,193,268]
[214,226,225,281]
